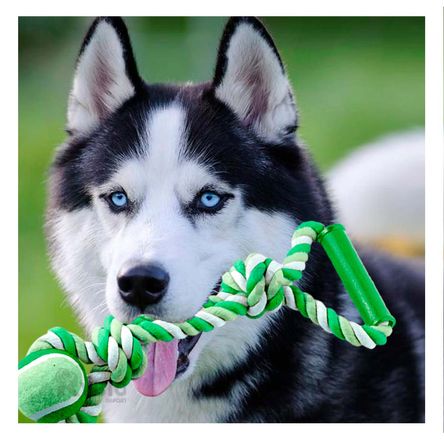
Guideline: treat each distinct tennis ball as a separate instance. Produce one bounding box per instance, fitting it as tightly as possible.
[18,349,88,423]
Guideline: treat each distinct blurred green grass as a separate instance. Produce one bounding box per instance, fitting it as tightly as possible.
[18,17,424,422]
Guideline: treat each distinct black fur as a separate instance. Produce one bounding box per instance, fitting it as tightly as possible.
[48,17,425,422]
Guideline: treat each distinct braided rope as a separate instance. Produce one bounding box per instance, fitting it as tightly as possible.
[22,221,394,423]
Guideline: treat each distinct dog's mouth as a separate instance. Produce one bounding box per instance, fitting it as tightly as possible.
[133,333,202,397]
[133,280,220,397]
[176,333,202,376]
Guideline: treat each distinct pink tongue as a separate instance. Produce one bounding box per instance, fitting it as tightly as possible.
[133,339,179,397]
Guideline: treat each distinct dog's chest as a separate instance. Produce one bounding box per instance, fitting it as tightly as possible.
[102,379,232,423]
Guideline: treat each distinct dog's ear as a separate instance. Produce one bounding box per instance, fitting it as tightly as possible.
[212,17,297,143]
[67,17,141,136]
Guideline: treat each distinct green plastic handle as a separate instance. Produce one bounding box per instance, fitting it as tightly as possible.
[317,224,396,327]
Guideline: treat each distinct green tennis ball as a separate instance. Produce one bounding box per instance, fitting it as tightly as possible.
[18,349,88,423]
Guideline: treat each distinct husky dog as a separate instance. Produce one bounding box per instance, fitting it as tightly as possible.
[46,17,424,422]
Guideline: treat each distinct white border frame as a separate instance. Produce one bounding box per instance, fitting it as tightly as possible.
[7,0,443,440]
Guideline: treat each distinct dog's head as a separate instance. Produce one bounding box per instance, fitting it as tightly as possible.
[47,17,331,396]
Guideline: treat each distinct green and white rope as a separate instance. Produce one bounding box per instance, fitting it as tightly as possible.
[22,221,394,423]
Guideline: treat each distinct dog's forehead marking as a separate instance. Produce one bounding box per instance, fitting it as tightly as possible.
[144,103,186,167]
[105,103,221,202]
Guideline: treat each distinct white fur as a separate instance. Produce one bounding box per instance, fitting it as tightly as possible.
[67,21,135,135]
[48,208,109,330]
[215,23,296,142]
[328,129,425,244]
[50,102,298,422]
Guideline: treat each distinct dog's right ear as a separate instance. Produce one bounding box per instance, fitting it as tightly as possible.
[67,17,141,136]
[211,17,297,144]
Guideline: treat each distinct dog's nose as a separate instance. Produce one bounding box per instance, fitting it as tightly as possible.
[117,262,169,311]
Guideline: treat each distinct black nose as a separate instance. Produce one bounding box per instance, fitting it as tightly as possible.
[117,262,169,311]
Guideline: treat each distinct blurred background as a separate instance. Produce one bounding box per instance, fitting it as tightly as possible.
[19,17,424,421]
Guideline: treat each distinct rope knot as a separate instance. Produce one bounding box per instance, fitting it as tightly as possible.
[93,316,146,388]
[219,224,319,318]
[220,254,289,318]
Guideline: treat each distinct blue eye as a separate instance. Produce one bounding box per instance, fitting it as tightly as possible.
[200,192,221,209]
[109,191,128,209]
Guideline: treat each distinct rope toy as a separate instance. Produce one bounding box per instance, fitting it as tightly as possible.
[18,221,396,423]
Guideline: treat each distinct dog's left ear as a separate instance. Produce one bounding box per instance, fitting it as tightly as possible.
[67,17,142,136]
[212,17,297,143]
